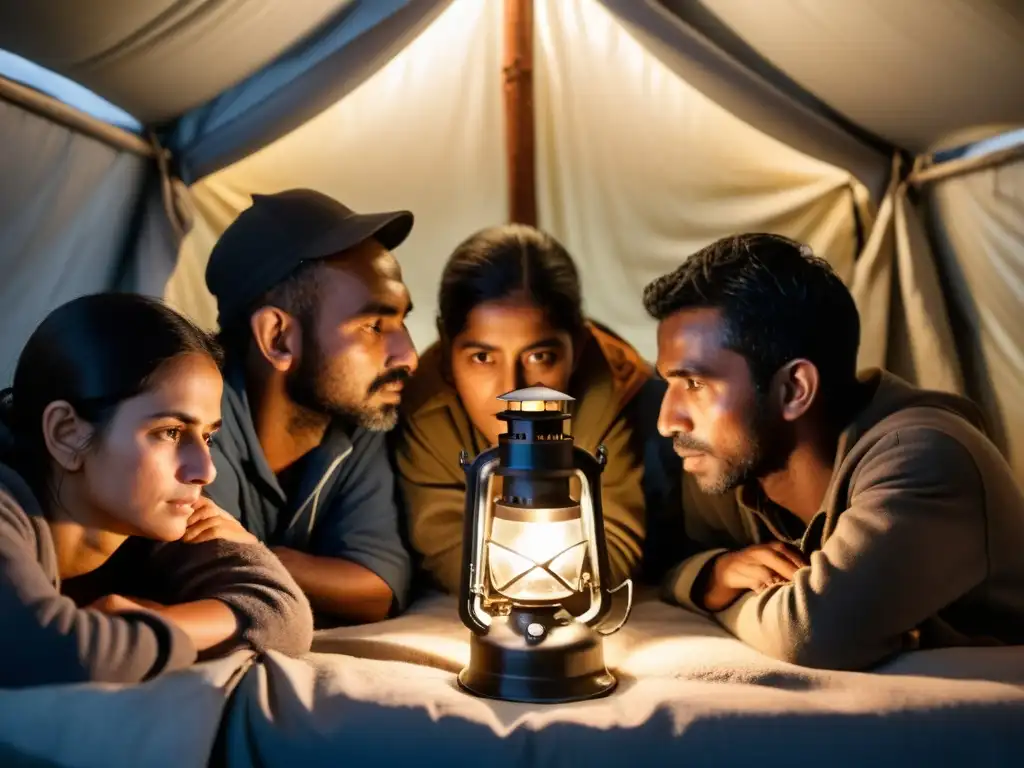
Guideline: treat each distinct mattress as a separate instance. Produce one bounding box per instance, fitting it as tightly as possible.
[3,593,1023,767]
[227,592,1024,766]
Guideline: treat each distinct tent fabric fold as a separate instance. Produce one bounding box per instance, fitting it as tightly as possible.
[168,0,454,184]
[851,156,964,396]
[0,75,152,157]
[169,0,506,339]
[694,0,1024,155]
[593,0,892,201]
[927,157,1024,485]
[535,0,867,361]
[0,0,360,124]
[0,98,177,384]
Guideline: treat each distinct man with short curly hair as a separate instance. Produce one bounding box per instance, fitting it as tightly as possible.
[647,232,1024,670]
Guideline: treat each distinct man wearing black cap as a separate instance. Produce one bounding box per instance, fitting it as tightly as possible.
[203,189,418,625]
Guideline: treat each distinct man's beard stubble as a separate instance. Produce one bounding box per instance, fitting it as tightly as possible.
[674,393,792,496]
[286,335,412,433]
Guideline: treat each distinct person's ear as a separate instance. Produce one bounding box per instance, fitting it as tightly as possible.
[250,307,301,373]
[775,359,819,422]
[41,401,93,472]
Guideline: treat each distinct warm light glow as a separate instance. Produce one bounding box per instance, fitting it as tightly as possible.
[507,400,568,413]
[487,514,587,602]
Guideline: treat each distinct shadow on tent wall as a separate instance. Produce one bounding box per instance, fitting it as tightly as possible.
[922,177,1012,461]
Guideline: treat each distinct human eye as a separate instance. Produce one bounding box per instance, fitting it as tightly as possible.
[470,351,493,365]
[683,378,704,391]
[526,350,558,367]
[364,319,384,335]
[157,427,182,443]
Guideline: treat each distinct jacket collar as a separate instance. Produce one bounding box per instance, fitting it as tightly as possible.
[403,322,647,454]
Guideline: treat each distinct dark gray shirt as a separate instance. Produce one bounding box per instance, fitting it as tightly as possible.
[204,366,412,614]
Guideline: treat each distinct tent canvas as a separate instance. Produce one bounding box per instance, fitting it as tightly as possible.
[1,0,1024,485]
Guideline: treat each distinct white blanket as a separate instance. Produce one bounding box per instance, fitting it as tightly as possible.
[0,650,254,768]
[3,595,1022,767]
[221,593,1024,767]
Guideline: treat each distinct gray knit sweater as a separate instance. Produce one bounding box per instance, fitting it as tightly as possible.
[0,462,314,688]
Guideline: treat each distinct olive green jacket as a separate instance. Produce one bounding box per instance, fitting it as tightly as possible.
[394,323,652,593]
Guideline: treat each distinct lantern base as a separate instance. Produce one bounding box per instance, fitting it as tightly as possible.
[457,606,616,704]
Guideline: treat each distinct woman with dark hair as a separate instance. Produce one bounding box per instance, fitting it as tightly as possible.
[394,224,661,593]
[0,293,313,688]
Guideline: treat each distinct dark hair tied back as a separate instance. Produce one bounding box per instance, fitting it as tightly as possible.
[437,224,586,343]
[0,293,222,496]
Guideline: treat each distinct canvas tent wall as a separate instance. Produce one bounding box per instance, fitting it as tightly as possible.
[0,65,182,389]
[0,0,452,381]
[173,0,866,353]
[1,0,1023,483]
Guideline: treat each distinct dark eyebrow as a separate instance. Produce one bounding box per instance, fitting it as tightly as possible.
[457,339,497,352]
[147,411,222,430]
[457,338,565,353]
[659,364,713,380]
[353,300,412,318]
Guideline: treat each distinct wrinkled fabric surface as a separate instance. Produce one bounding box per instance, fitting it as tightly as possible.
[4,593,1023,766]
[221,592,1024,766]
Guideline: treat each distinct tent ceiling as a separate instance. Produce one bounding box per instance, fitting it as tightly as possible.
[677,0,1024,153]
[0,0,356,123]
[2,0,1022,156]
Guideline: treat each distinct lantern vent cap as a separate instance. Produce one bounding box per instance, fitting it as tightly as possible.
[498,386,575,403]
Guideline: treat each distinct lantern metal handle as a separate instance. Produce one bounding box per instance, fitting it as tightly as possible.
[459,447,499,634]
[572,444,634,635]
[459,442,634,637]
[595,578,633,635]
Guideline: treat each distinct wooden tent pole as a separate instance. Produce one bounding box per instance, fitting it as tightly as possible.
[503,0,537,226]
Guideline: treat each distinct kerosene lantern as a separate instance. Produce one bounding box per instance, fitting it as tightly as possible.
[457,386,633,703]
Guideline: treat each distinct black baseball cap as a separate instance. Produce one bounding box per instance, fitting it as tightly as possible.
[205,188,414,329]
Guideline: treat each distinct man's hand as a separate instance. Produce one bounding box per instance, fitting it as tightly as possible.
[701,542,808,612]
[182,498,258,546]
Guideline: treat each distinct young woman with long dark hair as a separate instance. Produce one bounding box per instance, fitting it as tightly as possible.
[394,224,660,593]
[0,293,313,688]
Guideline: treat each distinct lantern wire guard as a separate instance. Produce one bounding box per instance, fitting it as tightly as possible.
[456,386,633,703]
